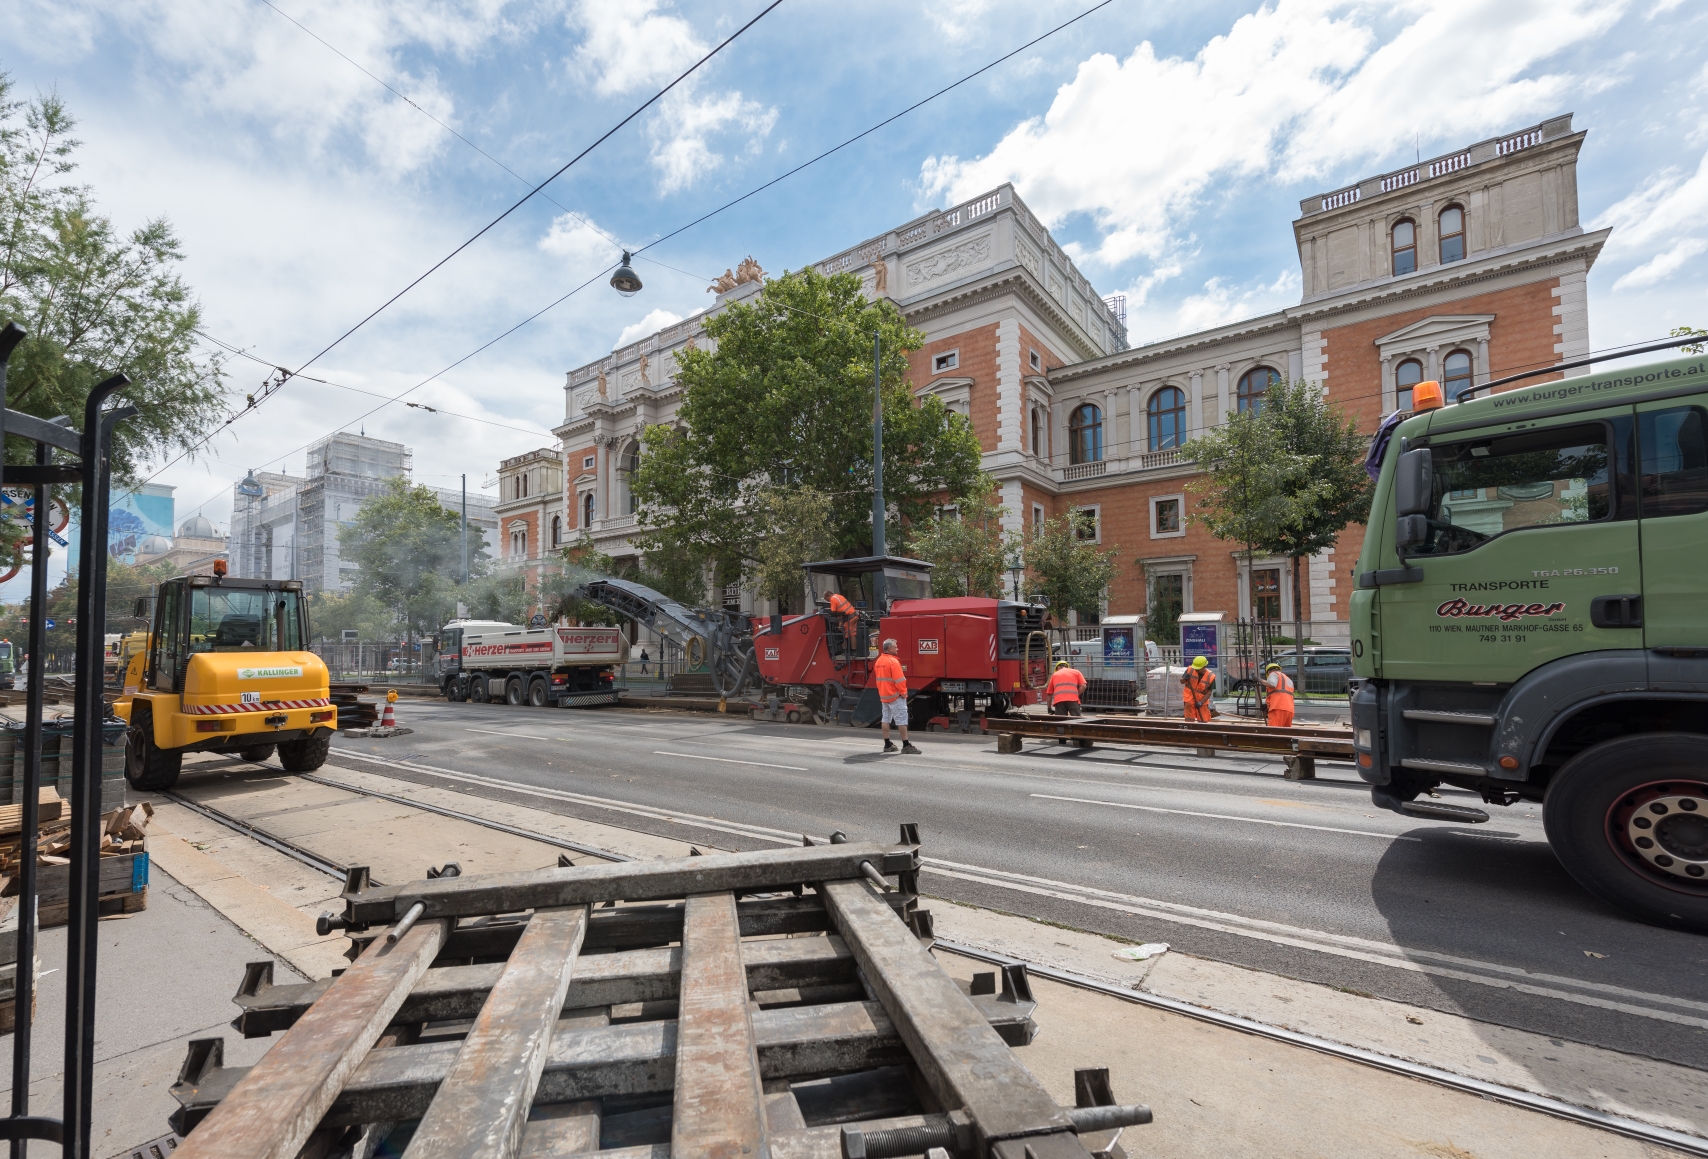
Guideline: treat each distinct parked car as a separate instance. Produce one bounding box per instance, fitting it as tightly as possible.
[1267,647,1354,694]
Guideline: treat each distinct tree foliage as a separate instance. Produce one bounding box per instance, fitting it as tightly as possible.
[338,477,490,640]
[743,487,836,611]
[906,484,1012,598]
[0,78,227,493]
[1023,514,1118,624]
[630,268,984,584]
[1182,379,1372,674]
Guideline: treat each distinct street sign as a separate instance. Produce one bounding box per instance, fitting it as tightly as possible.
[43,619,54,629]
[529,614,547,628]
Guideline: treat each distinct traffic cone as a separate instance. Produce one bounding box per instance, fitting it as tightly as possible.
[382,690,397,729]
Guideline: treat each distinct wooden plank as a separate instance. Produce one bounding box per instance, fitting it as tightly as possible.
[176,997,1034,1130]
[25,851,145,904]
[821,880,1081,1153]
[672,892,767,1159]
[236,936,855,1037]
[408,906,590,1159]
[173,917,446,1159]
[0,786,63,834]
[346,843,918,924]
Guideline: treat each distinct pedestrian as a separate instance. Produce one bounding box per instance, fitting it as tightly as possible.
[1044,660,1087,717]
[1181,656,1216,722]
[1263,661,1296,727]
[639,648,649,675]
[874,638,919,754]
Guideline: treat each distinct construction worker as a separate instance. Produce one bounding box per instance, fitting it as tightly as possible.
[874,638,919,754]
[1181,656,1216,722]
[1044,660,1088,717]
[826,591,859,654]
[1263,662,1296,727]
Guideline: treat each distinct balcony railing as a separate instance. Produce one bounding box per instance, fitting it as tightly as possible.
[1062,460,1107,481]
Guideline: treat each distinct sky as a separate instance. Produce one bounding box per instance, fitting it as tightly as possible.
[5,0,1706,594]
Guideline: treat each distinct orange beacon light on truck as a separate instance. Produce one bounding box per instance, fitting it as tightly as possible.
[1413,379,1444,412]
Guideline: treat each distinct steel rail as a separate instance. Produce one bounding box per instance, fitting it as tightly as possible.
[990,714,1356,758]
[301,771,636,862]
[935,939,1708,1159]
[161,791,357,881]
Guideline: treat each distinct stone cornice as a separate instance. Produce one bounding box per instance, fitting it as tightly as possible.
[902,266,1106,363]
[1049,311,1294,384]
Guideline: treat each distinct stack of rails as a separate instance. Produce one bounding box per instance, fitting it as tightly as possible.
[167,831,1152,1159]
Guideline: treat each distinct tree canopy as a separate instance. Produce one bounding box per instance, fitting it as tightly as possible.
[338,477,490,639]
[0,79,227,494]
[630,268,984,586]
[1023,513,1118,624]
[905,485,1012,598]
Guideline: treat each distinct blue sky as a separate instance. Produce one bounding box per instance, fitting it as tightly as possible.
[6,0,1706,565]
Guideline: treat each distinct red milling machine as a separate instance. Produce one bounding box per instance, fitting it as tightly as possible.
[753,554,1052,732]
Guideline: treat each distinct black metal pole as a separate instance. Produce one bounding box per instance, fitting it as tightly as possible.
[61,376,129,1159]
[871,331,886,614]
[9,440,50,1159]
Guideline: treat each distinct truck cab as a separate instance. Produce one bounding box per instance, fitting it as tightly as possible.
[115,572,335,790]
[1352,353,1708,930]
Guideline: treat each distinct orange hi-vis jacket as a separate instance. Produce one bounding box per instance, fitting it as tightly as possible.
[1264,669,1295,711]
[1182,666,1215,707]
[1044,667,1087,705]
[874,653,907,703]
[828,593,858,635]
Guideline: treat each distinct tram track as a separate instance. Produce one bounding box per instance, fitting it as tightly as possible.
[160,759,1708,1157]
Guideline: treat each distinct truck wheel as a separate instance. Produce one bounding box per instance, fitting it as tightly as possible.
[468,676,486,703]
[506,677,525,705]
[239,744,276,763]
[528,677,549,707]
[1544,733,1708,932]
[278,732,332,773]
[124,709,181,791]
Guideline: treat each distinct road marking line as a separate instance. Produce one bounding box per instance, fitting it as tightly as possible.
[327,748,1703,1024]
[463,727,561,741]
[653,750,808,772]
[1031,793,1420,842]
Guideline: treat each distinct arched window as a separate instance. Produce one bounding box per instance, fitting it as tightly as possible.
[1439,206,1465,264]
[1069,403,1103,464]
[1392,219,1417,275]
[1395,359,1423,412]
[551,515,561,548]
[1443,349,1474,398]
[1031,409,1043,457]
[1147,386,1185,450]
[518,474,528,499]
[620,442,641,515]
[1237,367,1278,415]
[582,493,595,528]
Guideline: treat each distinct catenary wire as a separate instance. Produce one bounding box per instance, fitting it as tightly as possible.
[286,0,786,380]
[149,2,1121,503]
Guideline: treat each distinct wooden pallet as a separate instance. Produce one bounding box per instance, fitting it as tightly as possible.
[39,884,147,930]
[169,833,1150,1159]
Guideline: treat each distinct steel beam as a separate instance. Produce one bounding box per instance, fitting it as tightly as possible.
[175,918,447,1159]
[989,714,1353,758]
[345,844,918,925]
[672,893,768,1159]
[174,998,1034,1132]
[821,880,1088,1158]
[408,906,589,1159]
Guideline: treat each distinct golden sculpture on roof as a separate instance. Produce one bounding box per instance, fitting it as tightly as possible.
[707,256,767,294]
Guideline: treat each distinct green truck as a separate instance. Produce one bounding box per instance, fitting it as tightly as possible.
[1353,352,1708,932]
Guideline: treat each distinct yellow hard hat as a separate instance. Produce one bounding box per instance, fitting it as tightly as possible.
[1192,656,1208,669]
[1265,662,1282,672]
[1055,660,1070,669]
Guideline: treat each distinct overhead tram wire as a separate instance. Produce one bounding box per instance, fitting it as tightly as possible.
[155,0,1121,498]
[286,0,786,381]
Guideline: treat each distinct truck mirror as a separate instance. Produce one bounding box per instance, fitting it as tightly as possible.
[1395,514,1429,550]
[1394,448,1433,516]
[133,597,149,619]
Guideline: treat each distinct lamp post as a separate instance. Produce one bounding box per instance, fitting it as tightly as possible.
[1008,552,1025,604]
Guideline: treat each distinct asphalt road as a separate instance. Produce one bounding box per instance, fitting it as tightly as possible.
[329,698,1708,1070]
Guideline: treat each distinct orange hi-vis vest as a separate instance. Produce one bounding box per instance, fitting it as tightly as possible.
[1183,666,1215,706]
[1044,667,1087,704]
[1265,669,1295,708]
[874,653,907,703]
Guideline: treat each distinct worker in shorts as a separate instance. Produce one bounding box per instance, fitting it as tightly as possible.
[874,638,919,754]
[1044,660,1088,716]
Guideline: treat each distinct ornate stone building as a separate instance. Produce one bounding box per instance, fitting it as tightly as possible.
[541,113,1600,643]
[494,446,565,590]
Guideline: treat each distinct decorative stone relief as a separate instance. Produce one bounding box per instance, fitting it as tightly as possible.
[1015,238,1040,278]
[574,389,599,412]
[1047,272,1064,304]
[904,233,992,289]
[620,370,643,393]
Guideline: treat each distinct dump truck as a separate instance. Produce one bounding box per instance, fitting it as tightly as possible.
[436,618,627,707]
[115,567,335,790]
[1352,350,1708,931]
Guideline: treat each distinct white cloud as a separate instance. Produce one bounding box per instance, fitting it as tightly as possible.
[539,211,622,269]
[616,308,682,348]
[1143,269,1301,342]
[567,0,777,194]
[1596,148,1708,291]
[921,0,1628,269]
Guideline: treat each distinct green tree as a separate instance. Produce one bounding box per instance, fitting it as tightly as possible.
[1672,325,1706,356]
[1023,514,1118,627]
[339,477,489,646]
[743,487,836,612]
[630,267,983,586]
[1182,379,1372,680]
[0,79,227,506]
[307,588,395,643]
[538,534,619,625]
[906,484,1012,598]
